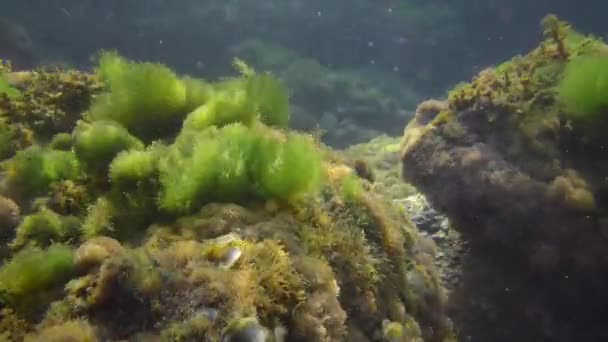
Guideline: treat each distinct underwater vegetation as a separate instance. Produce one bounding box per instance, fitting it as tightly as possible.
[0,51,454,341]
[0,59,101,158]
[231,39,419,147]
[557,55,608,119]
[400,14,608,342]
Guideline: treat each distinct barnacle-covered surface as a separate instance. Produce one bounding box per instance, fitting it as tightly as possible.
[400,15,608,341]
[0,54,455,341]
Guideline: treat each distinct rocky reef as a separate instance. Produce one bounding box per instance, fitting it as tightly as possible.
[0,53,455,341]
[400,15,608,341]
[343,137,467,337]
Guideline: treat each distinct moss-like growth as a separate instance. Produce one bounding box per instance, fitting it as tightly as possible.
[182,76,214,112]
[73,120,144,174]
[340,173,363,201]
[158,123,324,214]
[81,197,116,239]
[252,132,324,200]
[24,319,98,342]
[443,14,608,150]
[383,320,405,341]
[0,308,29,342]
[401,16,608,342]
[157,127,222,214]
[212,124,258,201]
[88,51,187,141]
[0,119,16,160]
[0,53,455,341]
[541,14,571,59]
[48,133,72,151]
[47,180,91,216]
[558,55,608,119]
[221,316,267,341]
[183,72,290,132]
[82,191,157,242]
[160,313,213,341]
[3,146,81,198]
[0,196,20,239]
[0,68,101,140]
[0,74,21,99]
[109,144,164,189]
[11,208,80,249]
[123,248,162,296]
[182,89,257,131]
[0,245,74,311]
[245,73,291,128]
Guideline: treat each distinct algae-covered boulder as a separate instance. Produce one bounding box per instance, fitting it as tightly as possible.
[400,15,608,341]
[0,63,101,146]
[0,53,455,341]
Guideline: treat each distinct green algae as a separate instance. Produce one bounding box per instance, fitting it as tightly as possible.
[0,52,454,341]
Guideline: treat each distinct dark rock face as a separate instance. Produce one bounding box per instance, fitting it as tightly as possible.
[402,105,608,342]
[399,19,608,342]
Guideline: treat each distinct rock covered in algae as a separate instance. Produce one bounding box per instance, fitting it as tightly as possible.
[221,316,269,342]
[400,15,608,341]
[0,64,102,147]
[341,136,465,294]
[0,195,20,237]
[0,52,455,341]
[24,319,98,342]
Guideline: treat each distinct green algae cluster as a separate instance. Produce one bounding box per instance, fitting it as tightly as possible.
[558,55,608,119]
[0,52,454,341]
[409,14,608,163]
[88,52,190,141]
[0,75,20,100]
[399,16,608,223]
[0,244,74,312]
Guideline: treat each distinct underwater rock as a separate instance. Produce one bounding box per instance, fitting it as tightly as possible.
[24,319,98,342]
[0,53,454,342]
[74,236,124,271]
[343,136,467,294]
[400,193,448,236]
[400,16,608,341]
[0,65,102,143]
